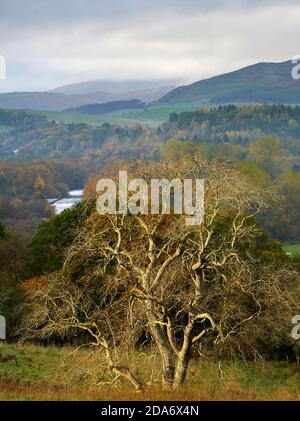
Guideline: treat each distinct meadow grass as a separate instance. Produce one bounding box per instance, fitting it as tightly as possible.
[0,343,300,400]
[283,243,300,256]
[26,109,160,128]
[24,100,211,128]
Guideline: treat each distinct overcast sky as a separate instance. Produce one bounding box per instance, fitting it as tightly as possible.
[0,0,300,92]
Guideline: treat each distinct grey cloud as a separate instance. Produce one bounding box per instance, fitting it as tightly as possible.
[1,0,298,26]
[0,0,299,92]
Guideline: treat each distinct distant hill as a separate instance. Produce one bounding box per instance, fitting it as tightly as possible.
[0,92,96,112]
[157,60,300,105]
[67,99,145,114]
[2,61,300,112]
[82,86,177,104]
[0,80,177,112]
[50,79,177,95]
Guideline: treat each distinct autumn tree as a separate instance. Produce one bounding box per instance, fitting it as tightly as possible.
[33,174,46,192]
[0,225,29,339]
[19,159,298,390]
[160,139,197,161]
[248,136,288,176]
[267,171,300,242]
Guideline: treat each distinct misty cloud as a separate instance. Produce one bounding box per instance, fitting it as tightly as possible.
[0,0,299,92]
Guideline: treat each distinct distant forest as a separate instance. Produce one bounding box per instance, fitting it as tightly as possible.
[67,99,145,114]
[1,104,300,240]
[160,104,300,152]
[1,105,300,162]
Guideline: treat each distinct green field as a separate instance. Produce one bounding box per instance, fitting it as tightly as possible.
[20,100,259,128]
[116,100,210,124]
[0,343,300,400]
[283,243,300,256]
[26,109,156,128]
[26,100,210,128]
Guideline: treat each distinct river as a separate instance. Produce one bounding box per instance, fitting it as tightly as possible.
[47,189,84,214]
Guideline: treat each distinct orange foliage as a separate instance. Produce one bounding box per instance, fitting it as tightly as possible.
[19,276,47,294]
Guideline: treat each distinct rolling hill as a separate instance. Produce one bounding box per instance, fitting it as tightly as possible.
[1,60,300,120]
[157,60,300,105]
[50,79,177,95]
[0,92,96,112]
[0,80,177,111]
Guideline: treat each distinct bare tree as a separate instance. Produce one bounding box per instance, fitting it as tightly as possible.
[19,159,298,390]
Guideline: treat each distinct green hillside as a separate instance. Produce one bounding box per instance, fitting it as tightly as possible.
[27,109,160,128]
[157,60,300,105]
[27,100,210,127]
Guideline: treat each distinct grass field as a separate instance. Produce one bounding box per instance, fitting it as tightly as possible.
[116,100,210,124]
[25,100,210,128]
[27,109,158,128]
[283,243,300,256]
[6,101,271,129]
[0,343,300,400]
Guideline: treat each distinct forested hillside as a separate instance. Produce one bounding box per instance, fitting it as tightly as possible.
[2,105,300,162]
[0,111,159,162]
[160,104,300,150]
[2,104,300,238]
[0,158,99,232]
[67,99,146,114]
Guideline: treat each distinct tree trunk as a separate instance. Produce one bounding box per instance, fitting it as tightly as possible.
[144,300,176,386]
[173,355,190,387]
[161,349,175,387]
[148,322,176,386]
